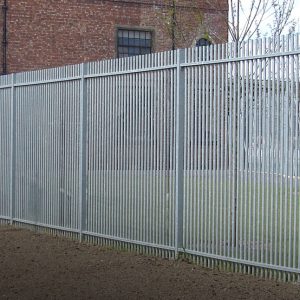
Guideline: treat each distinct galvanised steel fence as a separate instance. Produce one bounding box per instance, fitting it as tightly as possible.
[0,34,300,280]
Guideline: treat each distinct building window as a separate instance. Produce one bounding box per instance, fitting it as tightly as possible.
[196,38,212,47]
[117,29,152,58]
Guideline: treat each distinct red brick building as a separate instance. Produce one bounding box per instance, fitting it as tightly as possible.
[0,0,228,74]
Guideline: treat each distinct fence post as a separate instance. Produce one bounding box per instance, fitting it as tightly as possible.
[175,49,185,257]
[79,63,88,242]
[10,73,16,225]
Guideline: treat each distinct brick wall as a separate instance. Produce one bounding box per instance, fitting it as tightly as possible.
[0,0,228,74]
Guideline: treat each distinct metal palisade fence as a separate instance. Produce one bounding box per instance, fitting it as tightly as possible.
[0,33,300,280]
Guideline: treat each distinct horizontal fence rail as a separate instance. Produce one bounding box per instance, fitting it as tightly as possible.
[0,33,300,280]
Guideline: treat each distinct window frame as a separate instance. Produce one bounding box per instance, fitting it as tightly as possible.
[196,38,212,47]
[116,27,154,58]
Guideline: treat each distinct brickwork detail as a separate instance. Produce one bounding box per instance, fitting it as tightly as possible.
[0,0,228,73]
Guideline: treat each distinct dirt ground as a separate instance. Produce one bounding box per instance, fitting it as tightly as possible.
[0,226,300,300]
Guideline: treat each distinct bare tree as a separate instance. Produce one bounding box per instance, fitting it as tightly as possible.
[206,0,295,42]
[267,0,296,37]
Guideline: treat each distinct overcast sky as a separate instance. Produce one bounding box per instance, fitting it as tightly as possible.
[292,1,300,32]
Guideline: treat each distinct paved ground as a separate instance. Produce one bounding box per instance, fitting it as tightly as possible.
[0,225,300,300]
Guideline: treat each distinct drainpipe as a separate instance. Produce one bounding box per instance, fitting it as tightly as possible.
[2,0,7,75]
[171,0,176,50]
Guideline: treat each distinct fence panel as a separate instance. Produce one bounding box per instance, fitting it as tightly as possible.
[182,34,300,276]
[85,52,177,250]
[13,66,81,230]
